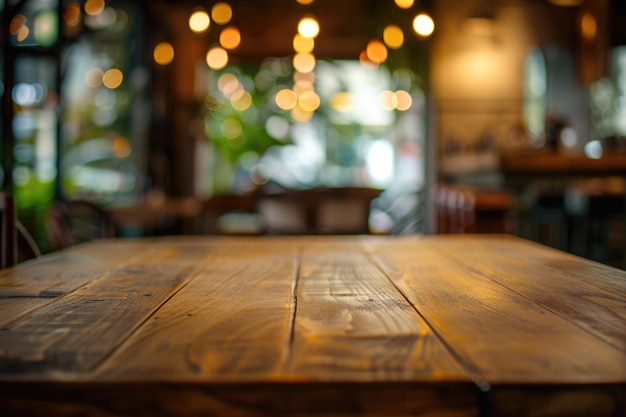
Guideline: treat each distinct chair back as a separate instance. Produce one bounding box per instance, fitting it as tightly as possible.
[1,192,41,268]
[46,199,117,251]
[1,192,17,268]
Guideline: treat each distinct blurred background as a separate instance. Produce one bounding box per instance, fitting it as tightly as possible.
[1,0,625,268]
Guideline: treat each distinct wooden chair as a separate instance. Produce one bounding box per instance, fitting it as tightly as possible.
[1,192,41,268]
[46,199,117,251]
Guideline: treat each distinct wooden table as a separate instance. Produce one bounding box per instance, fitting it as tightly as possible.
[0,235,624,416]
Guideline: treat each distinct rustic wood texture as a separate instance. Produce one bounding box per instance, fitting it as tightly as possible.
[361,236,626,385]
[0,235,624,417]
[0,239,152,328]
[289,239,470,382]
[96,239,299,381]
[427,234,626,352]
[0,238,211,376]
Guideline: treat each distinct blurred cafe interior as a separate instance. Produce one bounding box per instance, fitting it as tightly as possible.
[1,0,625,268]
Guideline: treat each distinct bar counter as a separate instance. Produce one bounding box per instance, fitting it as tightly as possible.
[0,235,624,416]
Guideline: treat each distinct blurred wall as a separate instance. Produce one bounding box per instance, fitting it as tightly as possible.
[431,0,586,156]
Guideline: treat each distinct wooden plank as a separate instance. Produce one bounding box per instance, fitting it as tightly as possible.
[0,239,155,328]
[288,239,471,383]
[95,238,299,381]
[0,238,213,377]
[428,234,626,352]
[361,236,626,384]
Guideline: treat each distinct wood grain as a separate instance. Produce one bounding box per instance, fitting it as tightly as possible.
[288,240,471,382]
[1,235,624,417]
[0,239,153,328]
[362,236,626,384]
[95,238,299,381]
[0,238,211,377]
[427,234,626,352]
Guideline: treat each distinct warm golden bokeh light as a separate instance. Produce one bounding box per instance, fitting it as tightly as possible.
[395,90,413,111]
[378,90,395,111]
[378,90,413,111]
[329,92,353,112]
[10,14,26,35]
[220,26,241,50]
[16,25,29,42]
[153,42,175,65]
[394,0,414,9]
[298,17,320,38]
[413,13,435,37]
[298,91,320,112]
[64,3,82,26]
[84,0,105,16]
[580,13,597,41]
[296,0,315,4]
[231,91,252,111]
[85,68,104,88]
[293,52,316,73]
[293,33,315,53]
[275,89,298,110]
[383,25,404,49]
[212,3,233,25]
[112,137,132,158]
[103,69,123,89]
[293,81,314,95]
[218,73,241,97]
[291,106,314,122]
[294,70,316,84]
[366,39,388,64]
[359,50,379,70]
[206,47,229,70]
[189,10,210,33]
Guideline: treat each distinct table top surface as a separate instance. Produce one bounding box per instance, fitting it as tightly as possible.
[1,234,625,416]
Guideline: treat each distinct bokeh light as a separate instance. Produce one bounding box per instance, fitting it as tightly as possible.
[329,92,353,112]
[366,39,388,64]
[220,26,241,50]
[154,42,175,65]
[10,14,26,35]
[113,137,132,158]
[291,106,314,122]
[394,0,414,9]
[580,13,597,41]
[189,10,210,33]
[218,73,241,96]
[231,90,252,111]
[359,50,379,70]
[413,13,435,37]
[298,91,320,112]
[298,17,319,38]
[293,33,314,53]
[275,89,298,110]
[64,3,81,26]
[212,3,233,25]
[378,90,413,111]
[85,68,104,87]
[84,0,105,16]
[395,90,413,110]
[296,0,315,4]
[383,25,404,49]
[378,90,395,111]
[218,73,242,97]
[34,10,59,46]
[293,52,316,73]
[206,46,229,70]
[102,69,123,89]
